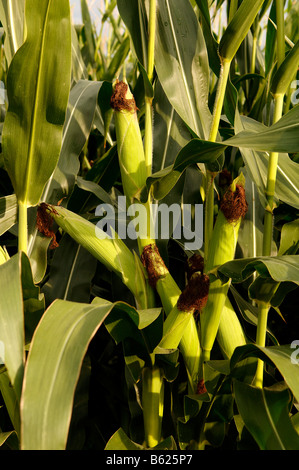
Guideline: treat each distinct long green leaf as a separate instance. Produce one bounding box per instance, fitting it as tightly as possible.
[41,79,104,206]
[155,0,212,139]
[231,344,299,405]
[219,0,264,62]
[20,299,143,450]
[41,233,97,305]
[234,380,299,450]
[27,79,104,283]
[0,194,17,236]
[271,40,299,96]
[226,105,299,153]
[217,255,299,286]
[143,105,299,201]
[2,0,72,207]
[0,253,25,401]
[0,0,24,65]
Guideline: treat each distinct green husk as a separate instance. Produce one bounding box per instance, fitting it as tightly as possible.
[200,174,248,363]
[40,203,150,305]
[111,80,154,250]
[217,297,247,359]
[111,79,147,203]
[141,244,202,393]
[142,366,164,448]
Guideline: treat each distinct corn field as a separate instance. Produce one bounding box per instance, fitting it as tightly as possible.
[0,0,299,452]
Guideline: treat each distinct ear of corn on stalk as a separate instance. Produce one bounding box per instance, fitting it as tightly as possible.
[37,203,152,307]
[111,80,154,250]
[110,80,147,203]
[217,297,247,359]
[200,174,248,363]
[141,243,203,393]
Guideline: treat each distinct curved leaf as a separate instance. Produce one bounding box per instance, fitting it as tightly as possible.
[234,379,299,450]
[0,253,25,401]
[231,344,299,405]
[219,0,264,62]
[0,0,24,65]
[2,0,72,207]
[217,255,299,285]
[155,0,212,139]
[20,299,148,450]
[0,194,17,236]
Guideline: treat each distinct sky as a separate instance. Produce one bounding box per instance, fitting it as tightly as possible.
[70,0,103,27]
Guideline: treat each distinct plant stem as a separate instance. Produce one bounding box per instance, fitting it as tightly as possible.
[18,201,28,254]
[144,99,153,177]
[147,0,156,84]
[250,35,258,74]
[142,366,164,448]
[253,303,269,388]
[262,93,284,256]
[144,0,156,177]
[276,0,285,69]
[209,59,231,143]
[254,96,284,388]
[205,59,231,261]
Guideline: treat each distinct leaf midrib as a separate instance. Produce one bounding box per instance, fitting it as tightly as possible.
[23,0,52,205]
[39,303,109,449]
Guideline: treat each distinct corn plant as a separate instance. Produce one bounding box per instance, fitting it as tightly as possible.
[0,0,299,451]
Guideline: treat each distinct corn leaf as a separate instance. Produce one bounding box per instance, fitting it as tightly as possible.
[0,0,24,65]
[0,253,25,401]
[28,79,105,283]
[41,79,105,206]
[41,233,97,305]
[0,194,17,236]
[234,379,299,450]
[2,0,72,207]
[143,106,299,202]
[117,0,147,66]
[231,344,299,405]
[271,40,299,96]
[105,428,144,450]
[20,299,132,449]
[155,0,212,139]
[219,0,265,62]
[217,255,299,285]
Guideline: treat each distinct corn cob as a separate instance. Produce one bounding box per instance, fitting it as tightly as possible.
[111,80,154,251]
[200,174,248,364]
[141,244,203,394]
[159,272,209,351]
[111,80,148,203]
[217,297,247,359]
[37,203,153,308]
